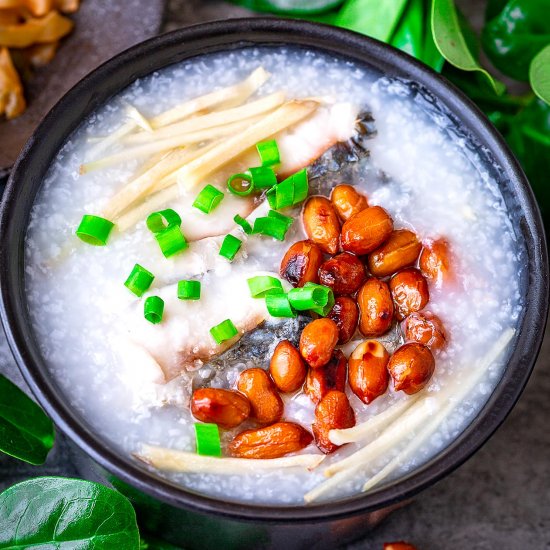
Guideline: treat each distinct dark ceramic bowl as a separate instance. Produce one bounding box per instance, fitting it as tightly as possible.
[0,19,548,550]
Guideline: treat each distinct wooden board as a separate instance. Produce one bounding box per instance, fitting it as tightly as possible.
[0,0,165,171]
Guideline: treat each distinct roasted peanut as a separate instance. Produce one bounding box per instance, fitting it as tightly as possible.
[331,184,368,221]
[302,196,341,254]
[341,206,393,255]
[191,388,250,429]
[357,278,394,337]
[312,390,355,454]
[389,268,429,321]
[237,368,284,424]
[388,342,435,394]
[368,229,422,277]
[402,311,447,352]
[300,318,339,369]
[229,422,313,459]
[383,543,418,550]
[419,238,453,288]
[280,240,324,287]
[318,252,366,295]
[305,349,347,404]
[269,340,307,393]
[348,340,390,404]
[327,296,359,344]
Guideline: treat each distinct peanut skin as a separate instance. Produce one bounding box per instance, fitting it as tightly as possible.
[229,422,313,459]
[269,340,307,393]
[348,340,390,404]
[388,342,435,395]
[368,229,421,277]
[302,196,341,254]
[327,296,359,344]
[237,368,284,424]
[280,240,324,287]
[300,318,340,369]
[402,311,447,352]
[318,252,366,295]
[357,278,394,337]
[305,349,348,404]
[389,268,429,321]
[191,388,250,429]
[341,206,393,255]
[312,390,355,454]
[331,184,368,221]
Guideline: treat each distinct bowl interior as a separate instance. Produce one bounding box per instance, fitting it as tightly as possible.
[0,19,548,522]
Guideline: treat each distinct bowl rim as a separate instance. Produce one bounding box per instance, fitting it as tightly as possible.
[0,18,548,523]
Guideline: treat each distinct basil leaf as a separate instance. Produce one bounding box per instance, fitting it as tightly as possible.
[0,477,140,549]
[391,0,425,59]
[432,0,505,95]
[482,0,550,81]
[335,0,409,42]
[0,374,54,465]
[530,44,550,105]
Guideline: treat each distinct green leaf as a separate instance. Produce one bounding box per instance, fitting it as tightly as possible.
[484,0,509,21]
[335,0,409,42]
[431,0,505,95]
[228,0,344,14]
[0,477,140,549]
[481,0,550,81]
[0,374,54,465]
[530,44,550,105]
[391,0,425,59]
[422,0,445,72]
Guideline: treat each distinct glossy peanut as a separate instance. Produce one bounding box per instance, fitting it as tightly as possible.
[229,422,313,459]
[389,268,429,321]
[402,311,447,352]
[191,388,250,429]
[331,184,368,221]
[300,318,339,369]
[368,229,422,277]
[388,342,435,394]
[305,349,347,404]
[237,368,284,424]
[302,196,341,254]
[357,278,394,337]
[318,252,366,295]
[419,238,453,288]
[341,206,393,255]
[383,543,418,550]
[327,296,359,344]
[280,240,324,287]
[348,340,390,404]
[312,390,355,454]
[269,340,307,393]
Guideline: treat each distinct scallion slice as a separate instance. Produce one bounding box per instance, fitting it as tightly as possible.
[265,292,296,318]
[253,216,292,241]
[304,282,335,316]
[247,276,284,298]
[124,264,154,297]
[194,423,222,457]
[233,214,253,235]
[266,168,309,210]
[144,295,164,324]
[256,139,280,167]
[267,209,293,229]
[248,166,277,189]
[155,224,188,258]
[288,285,330,311]
[146,209,182,233]
[75,215,114,246]
[227,173,254,197]
[178,280,201,300]
[219,234,242,261]
[210,319,238,344]
[193,185,224,214]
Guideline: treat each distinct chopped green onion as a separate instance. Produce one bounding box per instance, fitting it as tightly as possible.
[265,292,296,318]
[233,214,253,235]
[219,234,242,261]
[267,209,293,230]
[305,282,335,316]
[193,185,224,214]
[227,173,254,196]
[256,139,280,167]
[124,264,154,297]
[210,319,238,344]
[266,169,309,210]
[247,276,284,298]
[146,209,182,233]
[288,285,330,311]
[253,216,292,241]
[75,215,114,246]
[194,423,222,457]
[155,224,188,258]
[178,280,201,300]
[248,166,277,189]
[144,296,164,324]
